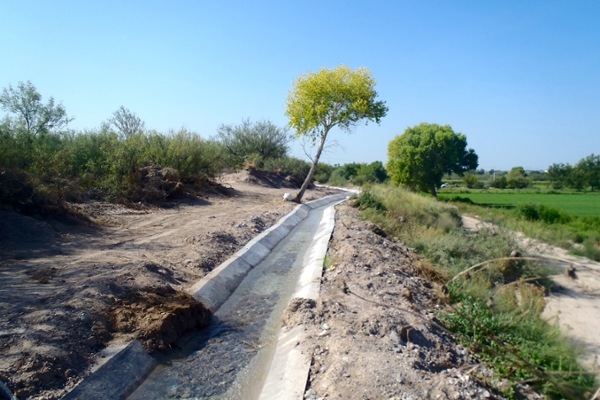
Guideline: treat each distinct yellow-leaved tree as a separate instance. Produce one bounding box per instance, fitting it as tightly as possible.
[285,65,388,202]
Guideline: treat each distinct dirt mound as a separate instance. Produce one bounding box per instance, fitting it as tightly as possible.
[109,285,211,352]
[220,168,308,189]
[0,208,59,244]
[127,165,233,203]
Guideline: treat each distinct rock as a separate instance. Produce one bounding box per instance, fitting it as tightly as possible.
[389,330,400,344]
[283,193,294,201]
[83,336,97,347]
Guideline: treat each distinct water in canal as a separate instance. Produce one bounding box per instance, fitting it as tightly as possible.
[127,203,330,400]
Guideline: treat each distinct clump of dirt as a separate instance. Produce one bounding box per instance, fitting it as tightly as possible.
[291,203,514,400]
[127,165,233,203]
[219,168,309,189]
[108,285,211,352]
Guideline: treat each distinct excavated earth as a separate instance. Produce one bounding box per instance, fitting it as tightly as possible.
[0,171,338,400]
[283,203,544,400]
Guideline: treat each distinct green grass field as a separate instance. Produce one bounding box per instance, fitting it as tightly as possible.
[438,190,600,217]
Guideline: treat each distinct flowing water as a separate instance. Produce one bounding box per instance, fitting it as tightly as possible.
[127,203,331,400]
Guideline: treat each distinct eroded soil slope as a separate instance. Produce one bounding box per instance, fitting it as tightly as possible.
[0,179,338,400]
[285,203,520,400]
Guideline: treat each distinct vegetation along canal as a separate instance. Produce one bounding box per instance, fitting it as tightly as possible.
[127,202,335,399]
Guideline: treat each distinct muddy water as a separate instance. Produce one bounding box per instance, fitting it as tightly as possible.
[127,204,330,400]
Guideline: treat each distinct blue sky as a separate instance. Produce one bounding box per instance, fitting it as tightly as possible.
[1,1,598,170]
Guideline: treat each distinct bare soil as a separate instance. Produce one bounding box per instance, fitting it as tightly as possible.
[284,204,538,400]
[0,171,338,400]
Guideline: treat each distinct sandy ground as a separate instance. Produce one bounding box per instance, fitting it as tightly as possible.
[283,204,539,400]
[462,215,600,374]
[0,171,339,400]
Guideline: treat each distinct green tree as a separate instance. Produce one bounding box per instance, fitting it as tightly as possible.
[463,172,478,188]
[547,163,570,189]
[577,154,600,191]
[217,119,289,168]
[506,166,531,189]
[490,175,508,189]
[387,123,478,198]
[0,81,72,135]
[285,65,388,202]
[109,106,145,138]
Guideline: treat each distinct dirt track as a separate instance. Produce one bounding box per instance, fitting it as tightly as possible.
[0,175,338,399]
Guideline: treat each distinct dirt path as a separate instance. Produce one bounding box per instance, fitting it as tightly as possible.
[283,204,522,400]
[462,215,600,374]
[0,178,339,400]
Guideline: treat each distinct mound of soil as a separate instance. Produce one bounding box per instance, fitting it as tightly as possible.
[220,168,309,189]
[286,203,529,399]
[127,165,233,203]
[109,285,211,352]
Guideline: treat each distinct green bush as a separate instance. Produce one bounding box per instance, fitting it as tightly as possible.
[517,203,571,224]
[313,162,335,183]
[263,156,311,184]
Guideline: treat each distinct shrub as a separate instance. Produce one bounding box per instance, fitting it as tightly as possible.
[517,203,540,221]
[313,162,335,183]
[263,156,311,184]
[216,119,289,168]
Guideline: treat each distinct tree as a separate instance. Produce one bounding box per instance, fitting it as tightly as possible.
[506,166,531,189]
[217,119,289,168]
[109,106,145,138]
[387,123,478,198]
[547,163,570,189]
[577,154,600,191]
[463,173,478,189]
[0,81,72,135]
[285,65,388,202]
[490,176,508,189]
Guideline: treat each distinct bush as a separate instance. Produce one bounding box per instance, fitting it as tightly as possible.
[517,203,571,225]
[216,119,289,168]
[490,176,508,189]
[327,169,350,187]
[263,156,311,184]
[463,173,478,188]
[313,163,335,183]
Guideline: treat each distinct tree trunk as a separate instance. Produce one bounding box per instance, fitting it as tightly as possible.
[431,184,438,199]
[293,130,329,203]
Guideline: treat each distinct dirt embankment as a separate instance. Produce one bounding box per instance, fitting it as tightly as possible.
[0,171,338,400]
[284,204,543,400]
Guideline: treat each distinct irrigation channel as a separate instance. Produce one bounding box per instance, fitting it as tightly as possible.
[126,198,344,399]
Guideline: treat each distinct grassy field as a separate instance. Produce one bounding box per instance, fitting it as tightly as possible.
[439,190,600,217]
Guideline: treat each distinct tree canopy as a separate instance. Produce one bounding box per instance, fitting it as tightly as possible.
[285,65,387,202]
[548,154,600,191]
[216,119,289,168]
[387,123,478,198]
[0,81,72,135]
[109,106,145,138]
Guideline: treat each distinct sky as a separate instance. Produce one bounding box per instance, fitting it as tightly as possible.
[1,1,599,170]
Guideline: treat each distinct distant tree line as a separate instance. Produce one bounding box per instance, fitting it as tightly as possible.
[547,155,600,191]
